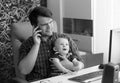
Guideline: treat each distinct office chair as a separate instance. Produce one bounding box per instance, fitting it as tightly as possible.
[10,21,57,79]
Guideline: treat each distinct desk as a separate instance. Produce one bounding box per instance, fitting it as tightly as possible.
[31,65,102,83]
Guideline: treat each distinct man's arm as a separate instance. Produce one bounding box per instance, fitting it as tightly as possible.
[18,43,39,74]
[18,28,41,75]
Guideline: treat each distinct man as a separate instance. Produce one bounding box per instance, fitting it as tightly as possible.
[18,6,84,82]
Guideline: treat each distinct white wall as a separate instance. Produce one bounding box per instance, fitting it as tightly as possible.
[62,0,92,19]
[93,0,120,63]
[47,0,63,33]
[110,0,120,64]
[93,0,113,63]
[113,0,120,28]
[62,0,93,52]
[48,0,93,52]
[48,0,120,64]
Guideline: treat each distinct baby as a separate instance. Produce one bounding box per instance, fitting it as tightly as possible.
[50,37,84,76]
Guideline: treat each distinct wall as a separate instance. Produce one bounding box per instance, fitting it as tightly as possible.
[62,0,94,52]
[62,0,92,19]
[48,0,92,33]
[110,0,120,64]
[113,0,120,28]
[62,0,114,63]
[47,0,63,33]
[93,0,120,63]
[48,0,120,63]
[48,0,93,52]
[92,0,113,63]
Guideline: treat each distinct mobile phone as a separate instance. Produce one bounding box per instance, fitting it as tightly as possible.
[38,31,42,35]
[36,27,42,35]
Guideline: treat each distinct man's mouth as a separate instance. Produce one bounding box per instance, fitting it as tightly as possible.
[46,31,52,33]
[63,48,67,50]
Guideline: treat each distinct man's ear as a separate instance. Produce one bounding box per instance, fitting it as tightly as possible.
[53,47,57,51]
[32,25,36,28]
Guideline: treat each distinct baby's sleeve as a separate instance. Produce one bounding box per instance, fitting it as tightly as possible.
[50,52,63,62]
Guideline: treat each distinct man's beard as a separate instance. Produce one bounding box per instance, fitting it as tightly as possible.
[42,32,53,37]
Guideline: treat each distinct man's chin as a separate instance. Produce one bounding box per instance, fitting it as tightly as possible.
[42,33,53,37]
[47,32,53,35]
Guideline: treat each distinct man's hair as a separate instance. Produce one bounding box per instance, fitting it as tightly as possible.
[28,6,53,27]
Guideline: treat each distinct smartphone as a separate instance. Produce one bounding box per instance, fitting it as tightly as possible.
[36,27,42,35]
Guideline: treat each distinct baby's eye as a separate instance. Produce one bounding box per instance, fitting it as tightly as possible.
[66,44,69,45]
[60,44,64,45]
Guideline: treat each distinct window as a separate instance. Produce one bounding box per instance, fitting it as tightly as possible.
[63,18,93,36]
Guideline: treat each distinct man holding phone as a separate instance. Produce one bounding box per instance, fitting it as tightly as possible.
[18,6,84,82]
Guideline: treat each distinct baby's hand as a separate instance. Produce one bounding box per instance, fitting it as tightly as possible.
[65,70,73,74]
[65,71,77,75]
[72,66,81,72]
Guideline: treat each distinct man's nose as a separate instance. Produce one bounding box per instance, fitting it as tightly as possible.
[46,23,51,29]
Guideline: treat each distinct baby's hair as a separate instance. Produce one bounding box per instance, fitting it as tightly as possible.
[54,36,69,46]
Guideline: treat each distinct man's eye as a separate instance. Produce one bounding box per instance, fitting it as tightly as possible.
[40,24,47,27]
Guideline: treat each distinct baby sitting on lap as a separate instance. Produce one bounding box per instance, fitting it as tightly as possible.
[50,36,84,76]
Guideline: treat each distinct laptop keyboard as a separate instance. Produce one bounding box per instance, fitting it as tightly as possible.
[69,70,103,82]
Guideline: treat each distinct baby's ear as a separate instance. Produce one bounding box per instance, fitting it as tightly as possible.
[53,47,57,51]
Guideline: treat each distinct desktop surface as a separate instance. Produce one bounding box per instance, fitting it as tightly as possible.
[31,65,103,83]
[30,65,120,83]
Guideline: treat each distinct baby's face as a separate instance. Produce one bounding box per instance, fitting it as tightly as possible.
[55,38,70,55]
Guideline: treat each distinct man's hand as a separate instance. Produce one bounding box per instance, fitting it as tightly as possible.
[33,27,42,45]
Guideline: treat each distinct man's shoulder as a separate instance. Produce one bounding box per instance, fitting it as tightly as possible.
[24,36,33,42]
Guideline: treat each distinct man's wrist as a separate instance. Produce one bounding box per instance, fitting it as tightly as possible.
[34,43,40,47]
